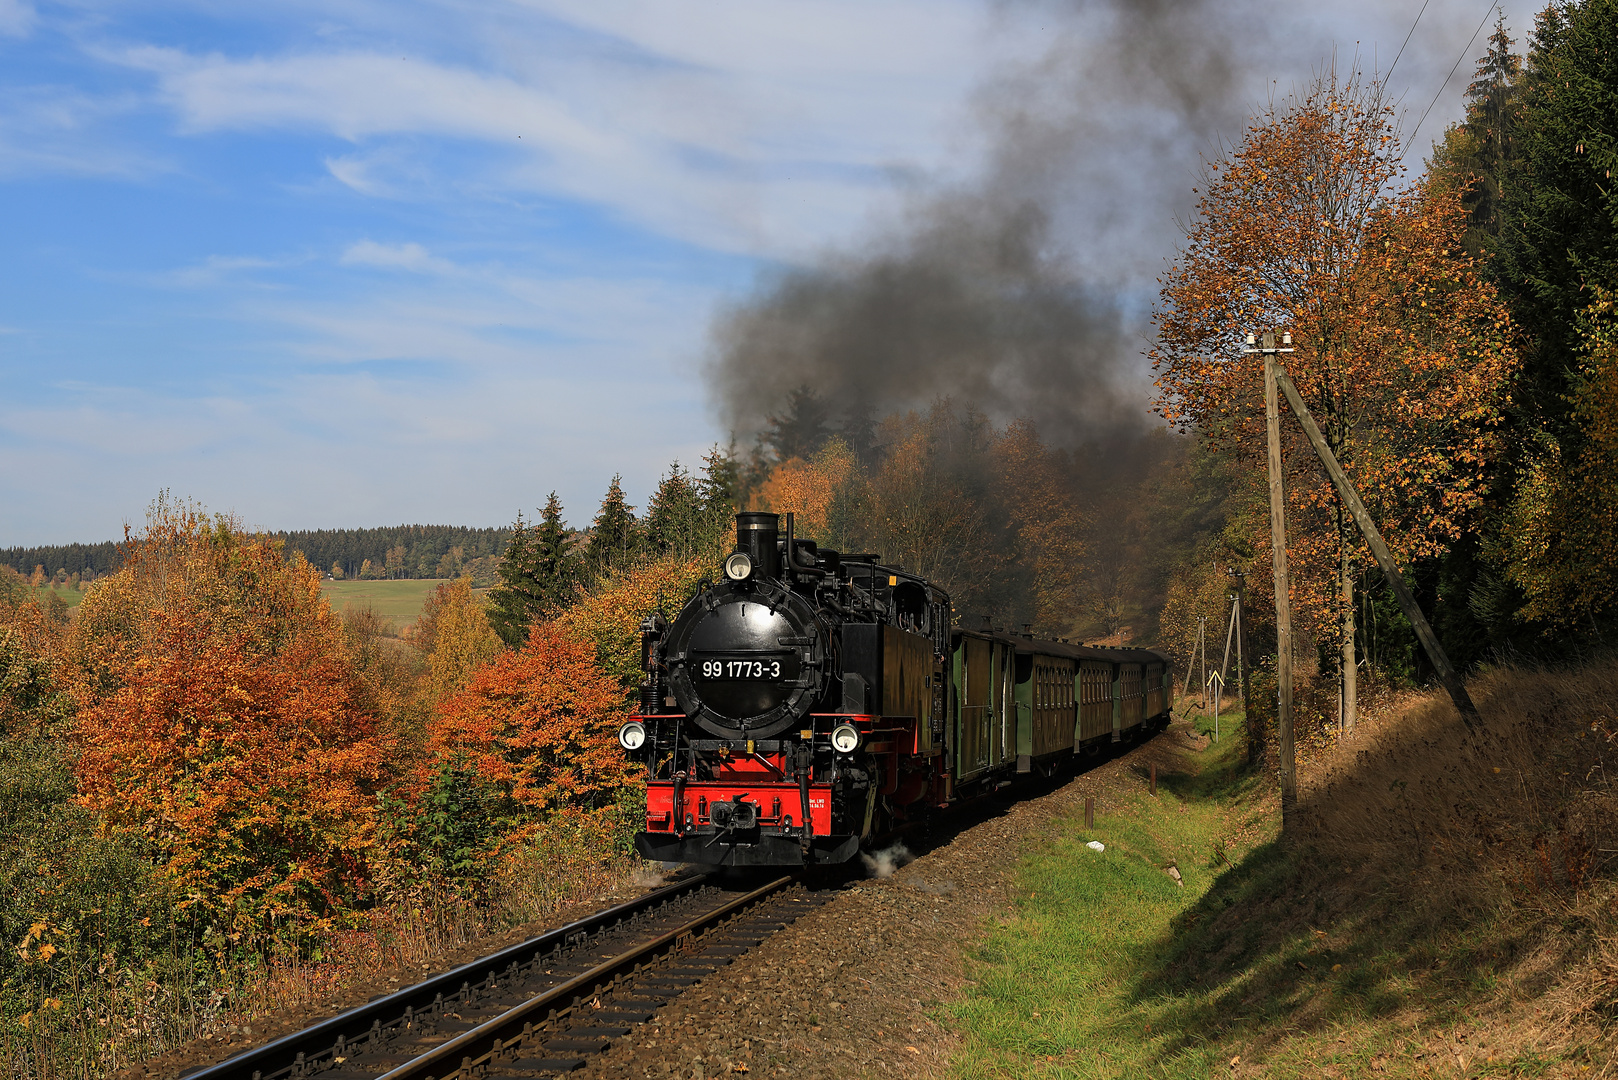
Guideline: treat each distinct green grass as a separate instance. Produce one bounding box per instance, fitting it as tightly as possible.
[320,579,447,633]
[27,578,459,633]
[949,713,1271,1079]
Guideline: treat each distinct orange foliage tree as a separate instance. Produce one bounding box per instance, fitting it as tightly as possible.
[758,439,863,547]
[1152,69,1515,725]
[425,623,636,827]
[71,499,389,942]
[411,577,504,705]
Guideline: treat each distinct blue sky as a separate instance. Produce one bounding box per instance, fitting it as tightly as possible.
[0,0,1506,545]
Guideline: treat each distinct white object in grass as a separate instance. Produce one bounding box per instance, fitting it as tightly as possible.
[1085,840,1105,852]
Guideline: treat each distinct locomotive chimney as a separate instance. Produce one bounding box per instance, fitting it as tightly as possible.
[735,512,781,579]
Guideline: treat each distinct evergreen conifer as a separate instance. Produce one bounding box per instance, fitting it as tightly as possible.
[486,494,578,646]
[1495,0,1618,442]
[764,386,830,461]
[644,465,720,558]
[585,475,639,574]
[1431,13,1523,255]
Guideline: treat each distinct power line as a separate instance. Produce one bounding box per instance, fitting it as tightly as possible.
[1385,0,1434,86]
[1406,0,1498,156]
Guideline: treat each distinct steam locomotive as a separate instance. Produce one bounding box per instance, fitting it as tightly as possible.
[619,512,1173,867]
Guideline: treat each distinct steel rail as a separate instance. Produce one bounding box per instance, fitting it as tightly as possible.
[375,875,794,1080]
[185,874,714,1080]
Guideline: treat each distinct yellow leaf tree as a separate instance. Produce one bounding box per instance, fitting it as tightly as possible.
[1152,68,1516,727]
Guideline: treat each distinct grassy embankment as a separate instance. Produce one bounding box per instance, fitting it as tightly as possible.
[950,663,1618,1078]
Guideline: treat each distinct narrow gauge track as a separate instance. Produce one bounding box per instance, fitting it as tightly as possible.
[187,874,825,1080]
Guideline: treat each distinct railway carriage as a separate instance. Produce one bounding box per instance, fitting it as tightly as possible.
[622,513,1173,867]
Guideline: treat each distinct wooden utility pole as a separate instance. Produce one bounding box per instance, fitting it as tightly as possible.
[1272,366,1483,731]
[1198,616,1208,709]
[1249,331,1296,824]
[1227,569,1257,764]
[1217,597,1237,698]
[1235,583,1253,762]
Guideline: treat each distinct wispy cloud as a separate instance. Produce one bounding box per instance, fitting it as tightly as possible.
[164,254,292,288]
[339,240,459,275]
[0,0,35,38]
[0,85,163,179]
[101,3,997,257]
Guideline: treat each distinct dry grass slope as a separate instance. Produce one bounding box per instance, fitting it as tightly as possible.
[1153,659,1618,1076]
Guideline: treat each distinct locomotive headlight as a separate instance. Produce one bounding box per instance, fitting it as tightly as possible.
[830,724,860,754]
[723,551,754,581]
[617,721,647,751]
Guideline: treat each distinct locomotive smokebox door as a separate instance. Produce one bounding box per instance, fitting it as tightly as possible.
[663,576,826,740]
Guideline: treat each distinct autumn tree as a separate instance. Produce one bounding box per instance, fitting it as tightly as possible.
[425,623,636,824]
[70,498,389,942]
[758,438,865,549]
[415,577,503,704]
[993,420,1086,636]
[1152,68,1516,730]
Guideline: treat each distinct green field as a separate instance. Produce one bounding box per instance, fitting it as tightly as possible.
[24,584,86,610]
[320,579,446,634]
[22,579,455,633]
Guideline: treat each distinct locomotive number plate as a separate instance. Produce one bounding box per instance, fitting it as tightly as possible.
[698,657,785,679]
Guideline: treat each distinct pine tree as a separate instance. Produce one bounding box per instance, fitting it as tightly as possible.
[486,495,578,647]
[837,405,878,464]
[1431,13,1523,255]
[699,445,741,517]
[644,465,710,558]
[586,476,639,575]
[764,386,830,462]
[1495,0,1618,443]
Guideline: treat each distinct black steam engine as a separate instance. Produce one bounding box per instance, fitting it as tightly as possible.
[618,513,1171,867]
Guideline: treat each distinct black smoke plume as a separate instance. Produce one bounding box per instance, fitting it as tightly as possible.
[707,0,1273,451]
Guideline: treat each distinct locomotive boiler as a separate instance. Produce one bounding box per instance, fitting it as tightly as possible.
[618,513,1172,867]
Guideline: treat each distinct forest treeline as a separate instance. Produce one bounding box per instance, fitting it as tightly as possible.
[0,525,513,587]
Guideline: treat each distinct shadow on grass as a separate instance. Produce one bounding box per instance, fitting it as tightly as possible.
[1125,720,1542,1066]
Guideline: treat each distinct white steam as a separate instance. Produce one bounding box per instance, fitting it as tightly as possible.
[860,842,915,879]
